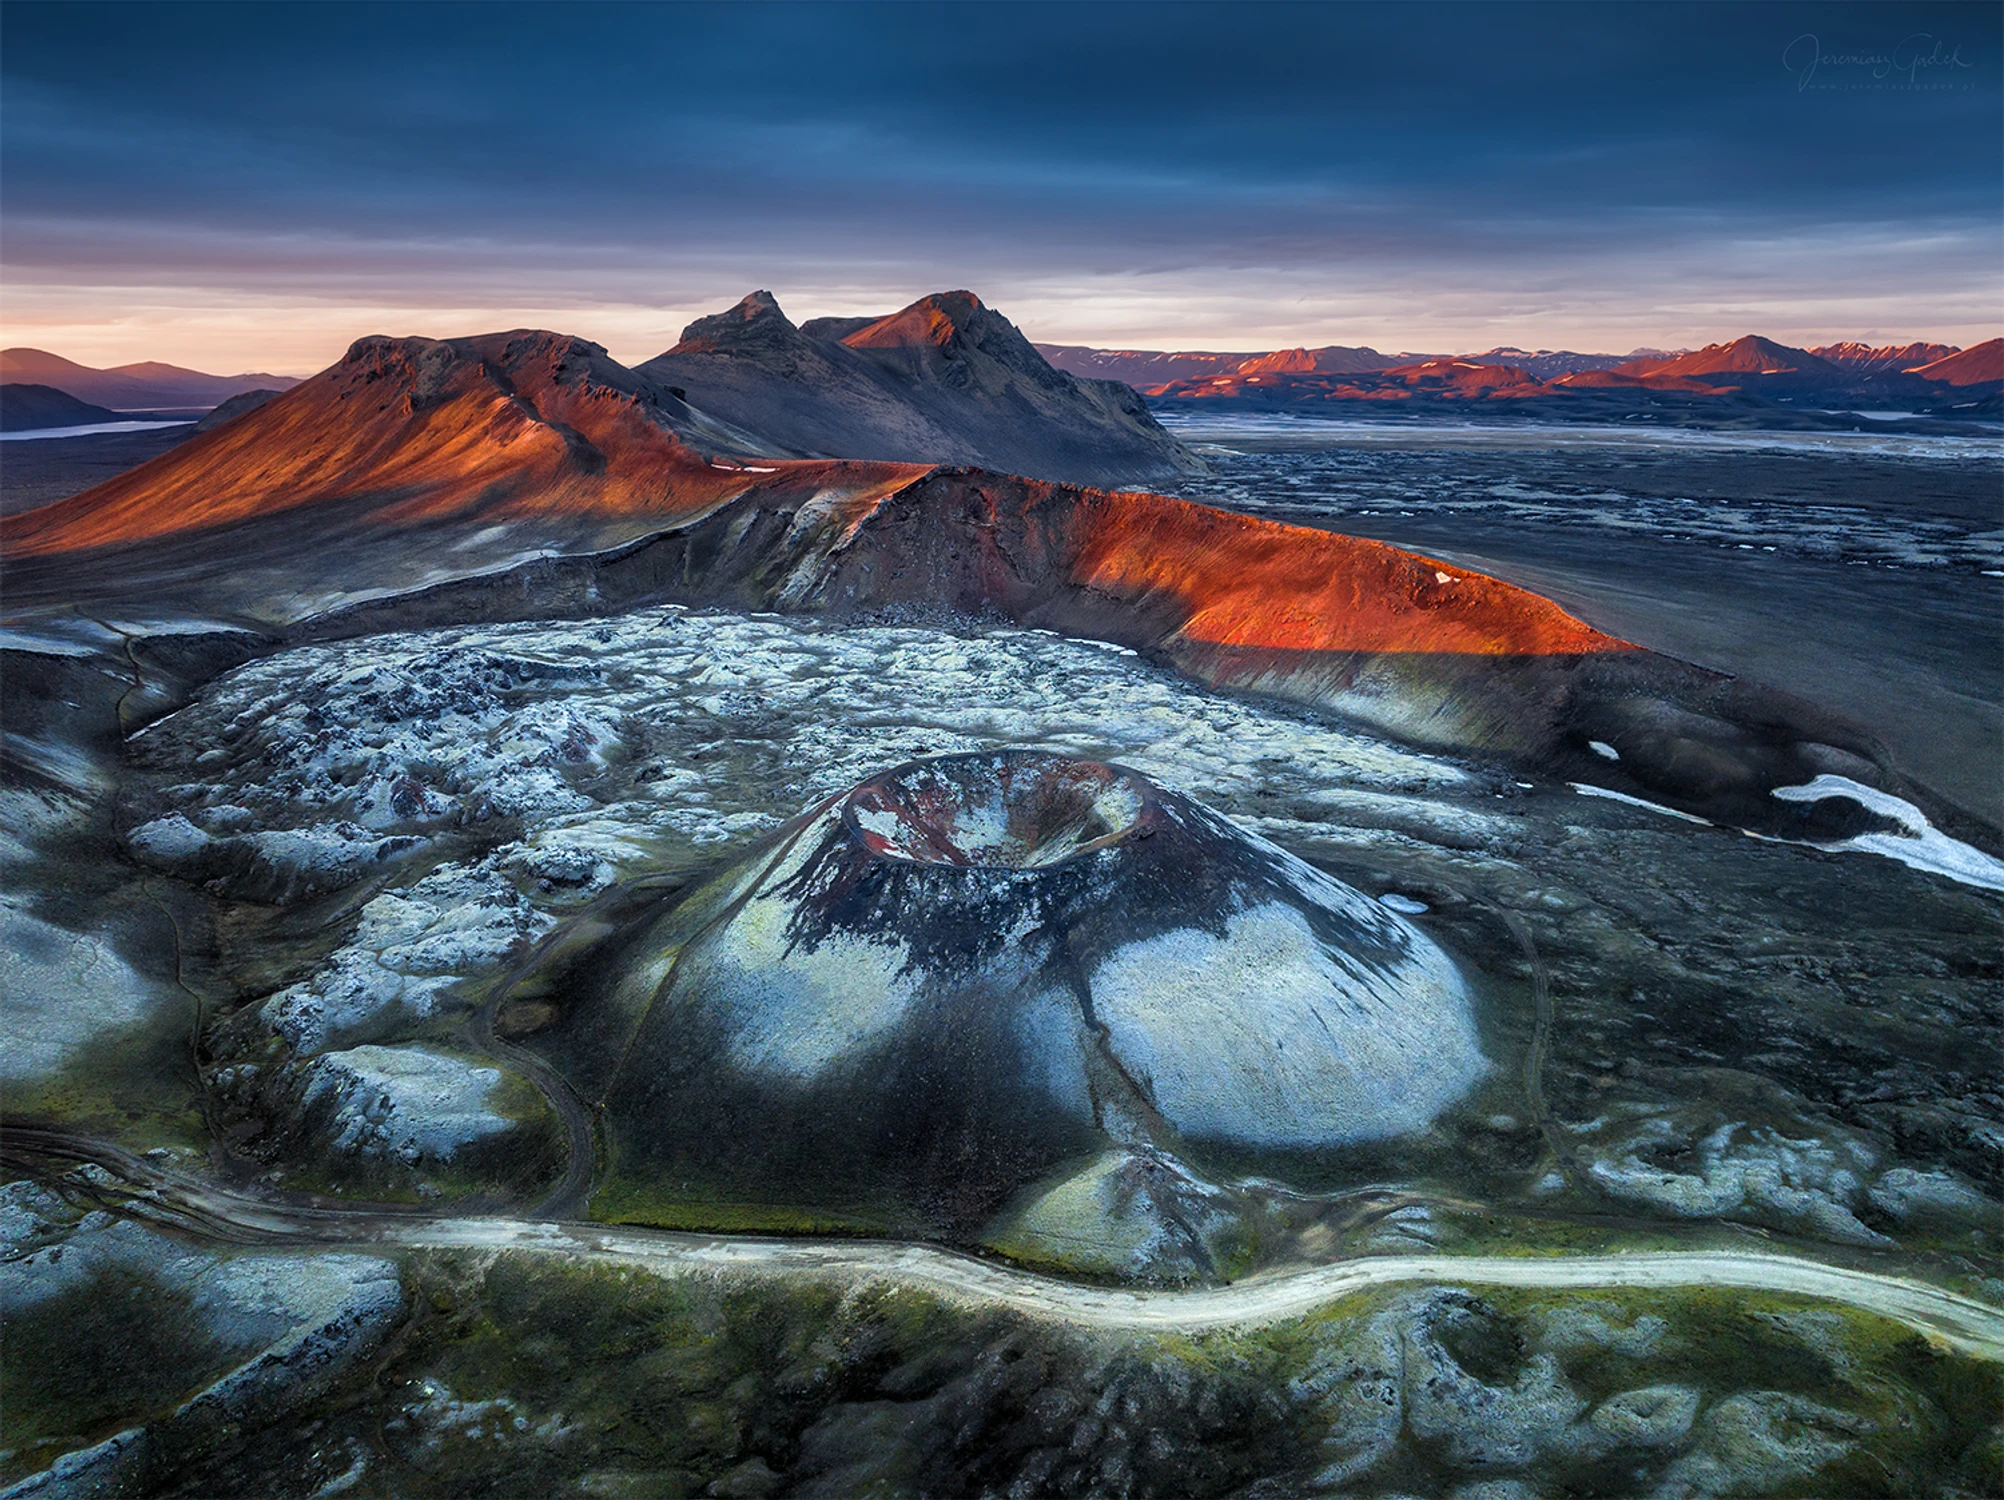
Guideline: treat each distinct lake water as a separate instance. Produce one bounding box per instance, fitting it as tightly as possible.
[0,419,194,442]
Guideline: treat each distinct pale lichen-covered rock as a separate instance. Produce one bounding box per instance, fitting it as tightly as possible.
[1588,1384,1701,1448]
[293,1044,521,1170]
[255,862,546,1054]
[985,1148,1256,1281]
[127,812,424,904]
[1572,1105,1893,1247]
[0,902,172,1084]
[1654,1390,1874,1498]
[1295,1289,1695,1488]
[1866,1164,1997,1224]
[1399,1294,1589,1468]
[0,1189,403,1496]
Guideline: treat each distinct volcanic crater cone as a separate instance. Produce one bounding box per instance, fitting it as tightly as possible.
[548,751,1488,1233]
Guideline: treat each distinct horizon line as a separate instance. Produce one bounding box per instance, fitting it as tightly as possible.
[7,323,1995,384]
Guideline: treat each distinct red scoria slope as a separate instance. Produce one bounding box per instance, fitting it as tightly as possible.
[0,330,927,560]
[1047,485,1621,656]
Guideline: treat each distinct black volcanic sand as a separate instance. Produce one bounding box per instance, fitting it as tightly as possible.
[0,426,195,516]
[1163,416,2004,828]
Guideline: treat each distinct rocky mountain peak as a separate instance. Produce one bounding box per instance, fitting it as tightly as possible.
[669,291,807,357]
[1624,335,1838,379]
[840,290,990,352]
[638,287,1201,486]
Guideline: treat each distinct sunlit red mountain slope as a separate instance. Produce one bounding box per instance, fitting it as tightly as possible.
[1614,336,1841,382]
[1906,339,2003,386]
[1,330,924,560]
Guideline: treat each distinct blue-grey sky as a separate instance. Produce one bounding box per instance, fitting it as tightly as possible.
[3,0,1998,371]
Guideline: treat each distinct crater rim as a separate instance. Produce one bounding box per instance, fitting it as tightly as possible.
[841,750,1155,871]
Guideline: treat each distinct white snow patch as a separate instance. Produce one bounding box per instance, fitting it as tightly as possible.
[1569,783,1712,825]
[1771,774,2004,893]
[1588,740,1621,761]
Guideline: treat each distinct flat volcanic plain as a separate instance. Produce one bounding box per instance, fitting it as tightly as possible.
[1162,413,2004,828]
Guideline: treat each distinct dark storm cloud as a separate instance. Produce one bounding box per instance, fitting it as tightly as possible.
[2,0,1998,356]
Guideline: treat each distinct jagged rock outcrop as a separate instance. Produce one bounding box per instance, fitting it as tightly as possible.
[639,289,1202,486]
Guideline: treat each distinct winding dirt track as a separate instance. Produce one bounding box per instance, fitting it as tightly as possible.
[379,1218,2004,1361]
[11,1126,2001,1363]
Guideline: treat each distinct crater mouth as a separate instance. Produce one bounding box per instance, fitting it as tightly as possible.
[844,752,1151,869]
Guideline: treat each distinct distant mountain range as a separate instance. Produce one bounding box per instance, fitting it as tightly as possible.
[1127,334,2002,425]
[11,322,1995,441]
[1460,348,1679,380]
[0,348,300,411]
[1808,341,1960,374]
[0,383,124,432]
[1039,334,1994,404]
[1034,343,1679,384]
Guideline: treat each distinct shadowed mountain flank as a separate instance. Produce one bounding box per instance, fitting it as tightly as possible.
[190,388,284,433]
[639,290,1202,487]
[0,383,122,432]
